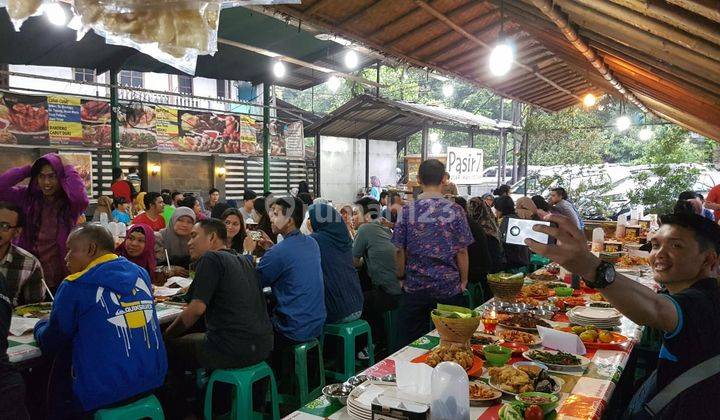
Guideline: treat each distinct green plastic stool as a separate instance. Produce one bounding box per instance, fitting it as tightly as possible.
[322,320,375,382]
[278,338,325,408]
[466,282,485,310]
[530,254,551,272]
[94,394,164,420]
[383,309,399,354]
[203,362,279,420]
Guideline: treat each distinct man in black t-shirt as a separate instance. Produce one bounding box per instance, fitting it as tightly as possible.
[164,219,273,370]
[0,273,30,419]
[526,212,720,419]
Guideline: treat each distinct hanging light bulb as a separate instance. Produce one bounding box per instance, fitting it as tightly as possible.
[638,126,653,141]
[44,2,68,26]
[429,132,439,142]
[344,50,359,69]
[582,93,597,107]
[616,115,631,132]
[272,61,286,79]
[489,42,514,77]
[431,142,442,155]
[442,82,454,98]
[327,75,341,92]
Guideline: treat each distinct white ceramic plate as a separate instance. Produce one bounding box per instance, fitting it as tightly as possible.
[522,349,591,372]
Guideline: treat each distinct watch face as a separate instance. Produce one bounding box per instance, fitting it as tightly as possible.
[604,263,616,284]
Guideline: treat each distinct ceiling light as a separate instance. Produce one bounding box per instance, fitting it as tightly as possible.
[582,93,597,107]
[429,132,439,142]
[327,75,341,92]
[344,50,359,69]
[44,2,67,26]
[272,61,286,79]
[431,142,442,155]
[638,126,653,141]
[489,42,514,76]
[442,83,454,98]
[615,115,631,132]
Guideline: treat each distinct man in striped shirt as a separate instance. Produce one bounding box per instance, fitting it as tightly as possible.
[0,202,45,306]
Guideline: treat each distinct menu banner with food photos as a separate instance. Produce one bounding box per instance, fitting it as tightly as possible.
[58,151,93,198]
[47,95,82,144]
[0,91,305,158]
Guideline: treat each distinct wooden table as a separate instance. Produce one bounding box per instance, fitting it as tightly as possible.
[285,267,656,420]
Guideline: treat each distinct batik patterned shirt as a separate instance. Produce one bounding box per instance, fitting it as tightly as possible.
[392,197,474,298]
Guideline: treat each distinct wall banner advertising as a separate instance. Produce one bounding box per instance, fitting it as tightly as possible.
[446,147,484,185]
[284,121,304,158]
[59,151,93,198]
[0,91,306,158]
[0,92,50,145]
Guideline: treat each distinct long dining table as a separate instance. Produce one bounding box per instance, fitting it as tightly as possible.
[7,302,184,365]
[285,266,657,420]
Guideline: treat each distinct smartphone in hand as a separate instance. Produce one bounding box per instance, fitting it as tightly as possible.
[504,217,556,246]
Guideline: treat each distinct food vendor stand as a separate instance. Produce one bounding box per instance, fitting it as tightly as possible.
[303,94,506,197]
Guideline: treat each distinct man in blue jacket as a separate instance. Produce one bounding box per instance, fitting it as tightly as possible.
[34,224,167,418]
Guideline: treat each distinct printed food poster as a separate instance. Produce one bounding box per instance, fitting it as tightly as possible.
[48,95,82,145]
[59,151,93,198]
[0,92,50,145]
[119,104,157,149]
[178,110,239,153]
[81,99,111,147]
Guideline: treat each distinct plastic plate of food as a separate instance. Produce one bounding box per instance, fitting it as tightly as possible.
[495,329,542,346]
[522,349,591,372]
[559,326,628,349]
[469,381,502,406]
[411,345,485,377]
[498,314,552,332]
[488,365,564,396]
[14,302,53,318]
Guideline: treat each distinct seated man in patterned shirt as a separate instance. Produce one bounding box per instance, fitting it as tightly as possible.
[392,159,474,347]
[0,201,45,307]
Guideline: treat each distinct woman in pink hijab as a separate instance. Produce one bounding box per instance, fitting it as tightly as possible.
[116,223,157,282]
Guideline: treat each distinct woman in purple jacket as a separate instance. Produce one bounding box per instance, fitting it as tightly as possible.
[0,153,89,290]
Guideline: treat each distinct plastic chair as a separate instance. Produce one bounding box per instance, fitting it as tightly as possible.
[203,362,279,420]
[530,254,551,272]
[94,394,164,420]
[322,320,375,382]
[278,338,325,408]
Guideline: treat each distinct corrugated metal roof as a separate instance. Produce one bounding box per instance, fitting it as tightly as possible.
[305,94,500,141]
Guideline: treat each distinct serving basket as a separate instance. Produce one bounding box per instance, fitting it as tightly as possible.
[487,276,524,301]
[431,305,481,346]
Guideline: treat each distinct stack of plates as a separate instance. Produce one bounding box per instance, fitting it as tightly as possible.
[568,306,623,328]
[346,381,393,420]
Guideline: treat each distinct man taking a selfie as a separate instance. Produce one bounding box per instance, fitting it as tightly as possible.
[527,212,719,419]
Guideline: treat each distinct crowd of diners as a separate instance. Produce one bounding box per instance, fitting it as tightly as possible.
[0,153,718,419]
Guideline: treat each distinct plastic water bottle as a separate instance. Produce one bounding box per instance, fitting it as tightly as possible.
[430,362,469,420]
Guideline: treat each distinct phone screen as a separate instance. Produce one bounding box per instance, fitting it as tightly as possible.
[504,218,553,246]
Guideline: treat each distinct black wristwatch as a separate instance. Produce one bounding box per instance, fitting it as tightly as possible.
[586,261,616,289]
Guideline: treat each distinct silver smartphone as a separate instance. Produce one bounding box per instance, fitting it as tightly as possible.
[504,217,553,246]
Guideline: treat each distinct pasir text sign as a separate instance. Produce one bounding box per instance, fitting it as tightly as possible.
[447,147,484,185]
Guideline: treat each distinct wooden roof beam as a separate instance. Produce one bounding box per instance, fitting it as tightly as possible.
[510,74,587,98]
[608,0,720,46]
[415,16,505,63]
[553,0,720,83]
[449,34,537,72]
[384,2,490,49]
[302,0,330,15]
[568,0,720,62]
[268,5,555,111]
[667,0,720,24]
[528,0,649,112]
[489,60,568,90]
[412,0,581,100]
[338,0,384,26]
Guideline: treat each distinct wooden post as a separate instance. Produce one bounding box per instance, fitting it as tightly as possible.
[315,133,321,196]
[421,125,429,162]
[365,137,370,189]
